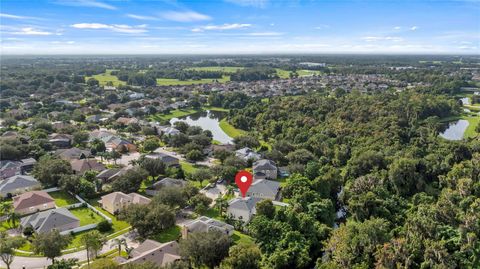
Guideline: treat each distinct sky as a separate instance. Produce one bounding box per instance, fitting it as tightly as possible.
[0,0,479,54]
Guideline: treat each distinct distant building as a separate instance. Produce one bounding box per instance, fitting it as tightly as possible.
[118,240,180,267]
[48,133,72,149]
[70,159,106,174]
[55,148,93,161]
[145,178,187,196]
[145,152,179,167]
[96,168,128,183]
[20,207,80,233]
[100,192,151,214]
[13,191,55,215]
[235,147,261,161]
[253,159,278,180]
[182,216,234,239]
[0,175,41,198]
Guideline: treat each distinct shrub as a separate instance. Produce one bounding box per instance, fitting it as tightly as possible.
[97,220,112,233]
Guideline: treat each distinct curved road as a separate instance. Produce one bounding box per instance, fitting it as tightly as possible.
[0,233,138,269]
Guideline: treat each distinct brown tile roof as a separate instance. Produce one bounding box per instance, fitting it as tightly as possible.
[13,191,54,211]
[70,159,106,174]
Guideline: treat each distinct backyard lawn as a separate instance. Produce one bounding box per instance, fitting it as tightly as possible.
[87,200,130,232]
[149,225,181,243]
[49,190,78,207]
[70,207,105,226]
[232,231,254,245]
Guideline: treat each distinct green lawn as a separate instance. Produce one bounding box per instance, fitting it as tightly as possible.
[156,75,230,86]
[150,108,200,121]
[463,115,480,138]
[185,66,244,73]
[219,119,247,138]
[232,231,254,245]
[204,106,230,112]
[70,207,105,226]
[49,190,78,207]
[85,70,124,87]
[275,68,291,79]
[0,220,16,232]
[87,200,130,233]
[149,225,181,243]
[297,69,321,76]
[180,161,208,176]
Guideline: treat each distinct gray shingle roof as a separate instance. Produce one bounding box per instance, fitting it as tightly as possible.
[20,207,79,233]
[0,175,39,193]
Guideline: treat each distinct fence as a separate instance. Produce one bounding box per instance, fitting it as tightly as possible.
[60,223,98,235]
[64,202,85,209]
[42,187,60,193]
[72,193,112,223]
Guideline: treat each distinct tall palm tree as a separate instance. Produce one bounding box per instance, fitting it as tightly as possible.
[7,212,19,229]
[215,197,229,216]
[0,203,12,216]
[111,238,126,256]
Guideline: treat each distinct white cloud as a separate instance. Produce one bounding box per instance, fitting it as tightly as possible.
[224,0,268,8]
[410,26,418,31]
[362,36,403,42]
[161,11,211,22]
[126,14,158,21]
[54,0,116,10]
[51,41,75,44]
[394,26,401,30]
[0,13,38,20]
[247,32,283,36]
[11,27,53,35]
[192,23,251,32]
[71,23,147,34]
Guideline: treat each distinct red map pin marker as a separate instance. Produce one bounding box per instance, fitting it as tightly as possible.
[235,170,253,198]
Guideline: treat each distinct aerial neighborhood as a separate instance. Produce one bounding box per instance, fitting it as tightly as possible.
[1,52,479,269]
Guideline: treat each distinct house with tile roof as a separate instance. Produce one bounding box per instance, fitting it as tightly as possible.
[13,191,56,215]
[70,159,106,174]
[55,148,92,161]
[100,192,151,214]
[0,175,41,198]
[20,207,80,233]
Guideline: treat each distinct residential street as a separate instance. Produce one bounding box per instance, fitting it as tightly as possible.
[0,232,138,269]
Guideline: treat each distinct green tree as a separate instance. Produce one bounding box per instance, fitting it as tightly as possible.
[81,230,106,268]
[186,149,203,162]
[47,258,78,269]
[32,156,73,186]
[180,230,231,268]
[219,243,262,269]
[0,232,26,269]
[120,203,175,239]
[139,157,166,179]
[153,186,187,209]
[32,230,72,264]
[143,138,160,152]
[255,199,275,219]
[112,167,148,193]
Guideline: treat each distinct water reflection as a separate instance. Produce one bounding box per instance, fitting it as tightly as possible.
[170,110,233,144]
[439,120,469,140]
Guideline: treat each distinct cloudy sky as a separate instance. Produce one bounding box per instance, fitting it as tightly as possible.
[1,0,479,54]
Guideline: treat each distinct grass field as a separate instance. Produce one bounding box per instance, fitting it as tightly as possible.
[180,161,208,176]
[185,66,244,73]
[49,190,78,207]
[275,68,291,79]
[219,119,246,138]
[70,207,105,226]
[85,69,124,87]
[297,69,321,76]
[150,108,200,121]
[149,225,181,243]
[463,115,480,138]
[232,231,254,245]
[156,75,230,86]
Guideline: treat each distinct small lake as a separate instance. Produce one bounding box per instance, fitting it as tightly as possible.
[170,110,233,144]
[439,120,469,140]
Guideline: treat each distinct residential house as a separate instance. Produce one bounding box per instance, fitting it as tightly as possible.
[102,136,137,152]
[13,191,56,215]
[20,207,80,233]
[0,175,41,198]
[19,158,36,173]
[55,148,92,161]
[96,168,128,183]
[162,127,181,136]
[182,216,234,239]
[48,133,72,149]
[100,192,151,214]
[227,197,257,223]
[246,179,280,200]
[118,240,180,267]
[70,159,106,174]
[0,158,37,179]
[146,152,179,167]
[235,147,261,161]
[253,159,277,180]
[145,178,186,196]
[116,117,139,125]
[86,115,102,123]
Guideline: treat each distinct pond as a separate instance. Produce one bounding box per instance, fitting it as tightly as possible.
[170,110,233,144]
[439,120,469,140]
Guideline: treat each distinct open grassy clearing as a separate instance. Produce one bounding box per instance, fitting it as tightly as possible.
[150,108,200,121]
[219,119,247,138]
[232,231,254,245]
[49,190,78,207]
[85,69,124,87]
[156,75,230,86]
[185,66,244,73]
[463,115,480,138]
[297,69,321,76]
[275,68,291,79]
[70,207,105,226]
